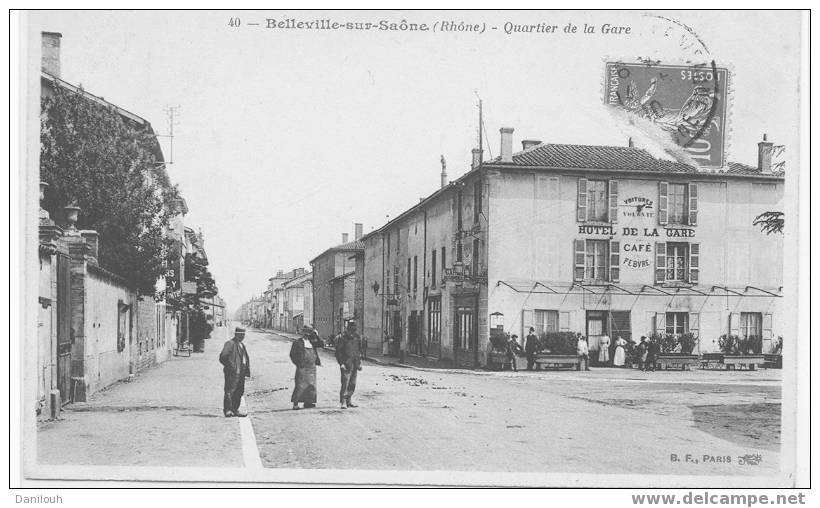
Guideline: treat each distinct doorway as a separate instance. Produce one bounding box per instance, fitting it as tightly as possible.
[454,305,476,367]
[585,311,607,365]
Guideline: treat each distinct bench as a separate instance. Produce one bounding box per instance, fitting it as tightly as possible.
[723,355,765,371]
[655,354,699,371]
[534,354,580,370]
[699,353,724,370]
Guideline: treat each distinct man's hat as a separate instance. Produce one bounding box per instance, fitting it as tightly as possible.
[234,327,246,335]
[301,325,315,333]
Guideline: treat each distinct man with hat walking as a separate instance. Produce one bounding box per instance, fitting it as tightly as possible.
[219,326,251,417]
[335,321,363,409]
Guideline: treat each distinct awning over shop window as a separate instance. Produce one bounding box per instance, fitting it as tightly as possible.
[495,280,782,298]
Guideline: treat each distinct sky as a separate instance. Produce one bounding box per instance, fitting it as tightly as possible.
[26,10,802,313]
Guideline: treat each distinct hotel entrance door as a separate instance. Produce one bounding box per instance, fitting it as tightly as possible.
[586,311,607,364]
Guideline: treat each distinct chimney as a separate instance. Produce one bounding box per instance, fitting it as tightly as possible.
[342,233,349,243]
[628,137,634,148]
[354,223,363,240]
[471,148,482,170]
[41,32,62,77]
[758,134,773,173]
[521,139,542,151]
[440,155,448,188]
[276,269,283,277]
[500,127,514,163]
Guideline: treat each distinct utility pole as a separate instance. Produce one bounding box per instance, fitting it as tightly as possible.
[474,90,491,160]
[162,105,181,164]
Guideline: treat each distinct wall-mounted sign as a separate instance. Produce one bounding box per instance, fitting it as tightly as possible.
[181,281,198,294]
[575,196,697,270]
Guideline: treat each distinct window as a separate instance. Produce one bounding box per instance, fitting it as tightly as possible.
[387,232,391,256]
[472,239,480,275]
[407,258,411,292]
[666,312,689,336]
[585,240,608,281]
[587,180,608,221]
[534,310,559,336]
[428,298,441,343]
[413,256,418,292]
[609,311,632,341]
[457,242,463,263]
[740,312,762,339]
[668,183,688,224]
[666,243,688,282]
[393,266,399,295]
[473,180,482,223]
[431,249,437,287]
[441,247,446,270]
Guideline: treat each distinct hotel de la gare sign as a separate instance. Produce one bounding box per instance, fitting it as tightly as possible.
[577,194,696,272]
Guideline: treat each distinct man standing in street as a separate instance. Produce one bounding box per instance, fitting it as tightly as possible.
[335,321,363,409]
[219,327,250,417]
[525,327,539,371]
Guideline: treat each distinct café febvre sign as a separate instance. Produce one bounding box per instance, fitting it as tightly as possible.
[577,196,696,270]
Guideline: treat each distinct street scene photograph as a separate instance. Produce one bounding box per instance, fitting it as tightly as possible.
[13,9,808,490]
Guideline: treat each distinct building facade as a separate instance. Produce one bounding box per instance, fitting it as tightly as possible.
[358,129,784,367]
[310,229,365,341]
[485,131,784,362]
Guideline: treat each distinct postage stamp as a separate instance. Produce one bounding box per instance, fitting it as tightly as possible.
[604,62,729,168]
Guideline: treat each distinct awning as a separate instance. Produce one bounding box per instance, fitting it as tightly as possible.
[496,280,782,298]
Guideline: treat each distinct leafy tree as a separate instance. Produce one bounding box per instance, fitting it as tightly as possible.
[40,85,180,294]
[753,211,784,235]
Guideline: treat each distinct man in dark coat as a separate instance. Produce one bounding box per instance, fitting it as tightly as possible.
[646,336,660,372]
[335,321,362,409]
[525,327,539,371]
[637,336,649,371]
[219,327,250,417]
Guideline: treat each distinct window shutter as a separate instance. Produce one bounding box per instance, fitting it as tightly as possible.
[729,312,740,336]
[689,243,699,284]
[688,183,698,226]
[655,242,666,284]
[658,181,668,225]
[609,240,620,282]
[689,312,700,339]
[574,240,586,281]
[559,311,571,332]
[762,313,773,342]
[609,180,619,223]
[522,309,533,340]
[577,178,588,222]
[655,312,666,334]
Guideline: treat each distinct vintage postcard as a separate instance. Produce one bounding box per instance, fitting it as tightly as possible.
[12,9,809,492]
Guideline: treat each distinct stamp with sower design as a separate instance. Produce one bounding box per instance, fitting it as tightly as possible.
[605,61,729,168]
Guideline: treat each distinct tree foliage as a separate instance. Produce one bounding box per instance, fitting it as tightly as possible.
[753,211,784,235]
[41,85,181,294]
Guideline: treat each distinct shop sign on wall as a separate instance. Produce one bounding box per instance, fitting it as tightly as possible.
[575,195,697,270]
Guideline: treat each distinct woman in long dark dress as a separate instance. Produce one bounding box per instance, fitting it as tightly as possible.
[290,326,322,409]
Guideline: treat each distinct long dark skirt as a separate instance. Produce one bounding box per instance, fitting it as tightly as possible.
[292,365,317,404]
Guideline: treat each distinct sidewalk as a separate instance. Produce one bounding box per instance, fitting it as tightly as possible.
[36,336,250,468]
[258,328,781,385]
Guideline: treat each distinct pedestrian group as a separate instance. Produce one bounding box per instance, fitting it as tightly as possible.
[220,321,364,417]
